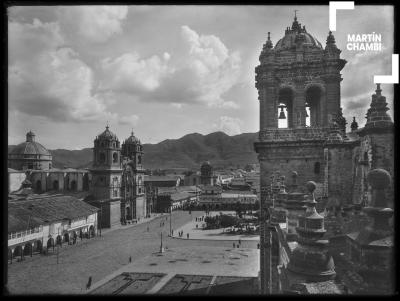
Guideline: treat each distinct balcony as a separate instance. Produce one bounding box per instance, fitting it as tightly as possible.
[259,127,329,142]
[8,228,43,247]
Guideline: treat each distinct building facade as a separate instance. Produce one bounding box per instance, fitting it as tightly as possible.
[254,15,394,294]
[121,131,147,223]
[87,125,123,229]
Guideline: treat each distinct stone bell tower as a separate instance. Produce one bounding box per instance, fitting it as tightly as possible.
[254,14,348,191]
[88,125,123,229]
[255,16,346,130]
[254,14,347,294]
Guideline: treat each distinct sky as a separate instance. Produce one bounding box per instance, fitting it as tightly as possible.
[8,5,394,149]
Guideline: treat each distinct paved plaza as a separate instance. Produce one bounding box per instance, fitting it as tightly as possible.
[89,245,259,294]
[172,211,260,241]
[6,211,259,295]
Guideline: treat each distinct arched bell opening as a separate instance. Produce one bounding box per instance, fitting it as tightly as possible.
[305,86,322,127]
[278,88,294,128]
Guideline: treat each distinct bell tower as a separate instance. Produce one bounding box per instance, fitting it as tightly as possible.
[89,125,123,228]
[255,17,346,130]
[254,15,348,294]
[121,131,147,222]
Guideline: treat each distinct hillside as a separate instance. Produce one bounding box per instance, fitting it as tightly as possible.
[8,131,259,170]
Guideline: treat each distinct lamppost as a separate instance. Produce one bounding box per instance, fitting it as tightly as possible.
[99,200,102,237]
[56,228,59,264]
[159,232,164,253]
[169,206,172,236]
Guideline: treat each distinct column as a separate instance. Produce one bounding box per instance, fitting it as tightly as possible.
[294,87,306,128]
[325,75,341,122]
[264,84,277,128]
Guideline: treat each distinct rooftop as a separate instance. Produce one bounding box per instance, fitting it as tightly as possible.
[8,195,98,233]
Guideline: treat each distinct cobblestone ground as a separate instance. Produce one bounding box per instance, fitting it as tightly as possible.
[6,210,258,295]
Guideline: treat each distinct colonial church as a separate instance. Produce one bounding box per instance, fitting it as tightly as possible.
[254,15,394,294]
[8,126,149,229]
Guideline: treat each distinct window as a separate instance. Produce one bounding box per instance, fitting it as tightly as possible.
[138,155,142,164]
[113,189,118,197]
[314,162,321,174]
[113,152,118,163]
[53,180,59,190]
[99,152,106,163]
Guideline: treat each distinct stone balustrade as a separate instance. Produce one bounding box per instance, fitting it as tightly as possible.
[259,126,330,141]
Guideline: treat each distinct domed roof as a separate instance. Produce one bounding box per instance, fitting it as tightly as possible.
[97,125,118,140]
[274,16,323,51]
[124,131,141,144]
[10,131,51,157]
[201,161,211,167]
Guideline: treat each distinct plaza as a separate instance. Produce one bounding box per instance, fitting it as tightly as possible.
[6,210,259,295]
[172,211,260,241]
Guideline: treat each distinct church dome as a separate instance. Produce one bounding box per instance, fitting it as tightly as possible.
[8,131,52,170]
[274,16,323,51]
[10,131,51,157]
[201,161,211,167]
[97,125,118,141]
[124,131,141,144]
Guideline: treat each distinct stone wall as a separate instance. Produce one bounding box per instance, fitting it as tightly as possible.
[327,145,355,205]
[8,171,26,193]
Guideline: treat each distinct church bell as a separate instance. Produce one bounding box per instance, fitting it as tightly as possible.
[278,105,286,119]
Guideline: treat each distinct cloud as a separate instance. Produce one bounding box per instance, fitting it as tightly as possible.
[58,6,128,43]
[9,19,117,123]
[218,116,243,135]
[99,52,171,93]
[118,114,139,127]
[98,25,241,108]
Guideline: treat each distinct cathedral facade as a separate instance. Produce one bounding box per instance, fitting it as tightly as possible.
[87,126,148,228]
[254,16,394,294]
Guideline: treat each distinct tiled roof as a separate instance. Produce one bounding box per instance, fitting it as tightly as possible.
[9,141,51,156]
[144,175,180,182]
[171,192,194,201]
[8,195,98,233]
[294,280,344,294]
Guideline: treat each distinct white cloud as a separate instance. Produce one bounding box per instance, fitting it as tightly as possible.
[9,19,117,123]
[58,6,128,43]
[98,25,241,108]
[100,52,171,93]
[171,103,183,109]
[218,116,243,135]
[118,114,139,127]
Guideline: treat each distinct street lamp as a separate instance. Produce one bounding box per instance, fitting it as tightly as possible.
[169,206,172,236]
[159,232,164,253]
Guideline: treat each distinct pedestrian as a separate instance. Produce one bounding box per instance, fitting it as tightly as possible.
[196,224,198,229]
[172,229,174,236]
[86,276,92,290]
[257,243,260,249]
[187,233,189,239]
[129,256,132,263]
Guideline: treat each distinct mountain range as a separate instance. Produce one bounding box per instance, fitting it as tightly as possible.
[8,131,259,170]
